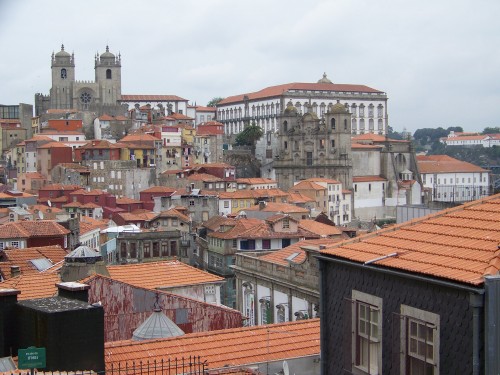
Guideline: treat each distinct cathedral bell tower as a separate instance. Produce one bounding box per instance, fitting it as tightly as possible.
[94,45,122,105]
[50,44,75,110]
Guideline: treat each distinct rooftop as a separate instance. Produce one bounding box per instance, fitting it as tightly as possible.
[416,155,490,174]
[105,319,320,371]
[106,260,224,289]
[320,194,500,286]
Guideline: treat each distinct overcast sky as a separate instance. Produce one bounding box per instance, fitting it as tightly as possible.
[0,0,499,134]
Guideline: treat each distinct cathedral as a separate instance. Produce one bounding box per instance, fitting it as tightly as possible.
[35,45,124,117]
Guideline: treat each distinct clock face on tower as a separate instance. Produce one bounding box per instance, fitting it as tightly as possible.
[80,92,92,104]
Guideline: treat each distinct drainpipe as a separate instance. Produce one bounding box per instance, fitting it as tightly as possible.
[469,292,483,375]
[318,259,326,375]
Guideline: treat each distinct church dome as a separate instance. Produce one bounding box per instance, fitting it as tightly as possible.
[330,100,348,114]
[100,45,115,59]
[317,73,332,84]
[55,44,70,57]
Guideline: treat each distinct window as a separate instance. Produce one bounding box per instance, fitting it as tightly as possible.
[351,290,382,375]
[262,239,271,249]
[306,152,313,166]
[260,298,271,325]
[400,305,439,375]
[282,217,290,229]
[11,241,19,248]
[152,242,160,257]
[170,241,177,256]
[106,69,112,79]
[131,243,137,258]
[189,200,195,206]
[331,118,336,130]
[61,68,67,79]
[224,201,229,208]
[120,243,127,259]
[144,243,151,258]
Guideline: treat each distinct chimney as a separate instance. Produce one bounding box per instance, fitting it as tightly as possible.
[56,282,90,303]
[0,288,21,357]
[10,266,20,278]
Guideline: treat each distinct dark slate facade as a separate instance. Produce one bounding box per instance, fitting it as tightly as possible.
[318,257,484,375]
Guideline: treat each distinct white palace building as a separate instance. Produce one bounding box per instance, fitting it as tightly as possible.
[216,73,388,136]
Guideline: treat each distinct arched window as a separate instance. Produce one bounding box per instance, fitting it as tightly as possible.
[344,119,348,130]
[60,68,67,79]
[106,69,112,79]
[283,120,288,132]
[331,118,336,130]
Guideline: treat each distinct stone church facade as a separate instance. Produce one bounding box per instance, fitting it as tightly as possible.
[35,45,125,117]
[274,100,353,192]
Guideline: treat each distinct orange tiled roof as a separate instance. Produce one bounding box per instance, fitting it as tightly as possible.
[120,133,159,143]
[353,175,387,183]
[140,186,177,194]
[0,272,60,300]
[79,221,101,235]
[416,155,489,173]
[157,208,190,223]
[287,192,316,204]
[244,202,309,213]
[0,245,67,280]
[298,219,342,236]
[37,141,71,149]
[260,238,341,266]
[121,95,187,102]
[187,173,223,182]
[0,220,70,239]
[106,260,223,289]
[116,197,142,204]
[320,194,500,285]
[104,319,320,370]
[219,81,383,105]
[236,178,277,185]
[291,181,326,191]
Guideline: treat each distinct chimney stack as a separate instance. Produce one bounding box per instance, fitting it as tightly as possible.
[56,282,90,303]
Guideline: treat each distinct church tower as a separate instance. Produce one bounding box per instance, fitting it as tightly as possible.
[274,100,353,191]
[94,46,122,106]
[50,44,75,110]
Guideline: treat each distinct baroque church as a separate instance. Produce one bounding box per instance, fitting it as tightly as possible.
[35,45,125,117]
[274,100,353,191]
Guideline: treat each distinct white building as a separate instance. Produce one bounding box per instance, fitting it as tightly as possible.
[217,73,388,136]
[440,131,500,148]
[417,155,491,203]
[186,105,216,126]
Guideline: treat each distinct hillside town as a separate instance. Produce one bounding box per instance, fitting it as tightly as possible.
[0,44,499,375]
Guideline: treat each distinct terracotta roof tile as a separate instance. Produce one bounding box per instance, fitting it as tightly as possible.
[260,238,342,266]
[244,202,309,214]
[106,260,223,289]
[219,81,383,105]
[320,194,500,285]
[140,186,177,194]
[121,95,187,102]
[417,155,489,173]
[0,220,70,239]
[353,175,388,183]
[104,319,320,371]
[236,178,277,185]
[0,272,60,300]
[298,220,342,236]
[0,245,67,280]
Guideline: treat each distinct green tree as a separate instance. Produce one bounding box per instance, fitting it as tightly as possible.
[387,126,404,140]
[234,123,264,147]
[483,127,500,134]
[206,97,224,107]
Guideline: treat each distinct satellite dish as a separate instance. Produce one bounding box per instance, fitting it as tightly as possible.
[283,361,289,375]
[47,200,52,207]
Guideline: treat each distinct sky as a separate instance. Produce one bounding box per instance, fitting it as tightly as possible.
[0,0,499,134]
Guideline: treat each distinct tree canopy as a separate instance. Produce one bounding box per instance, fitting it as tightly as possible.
[206,97,224,107]
[482,127,500,134]
[234,123,263,147]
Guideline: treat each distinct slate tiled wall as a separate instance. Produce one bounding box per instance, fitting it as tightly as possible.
[320,259,482,374]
